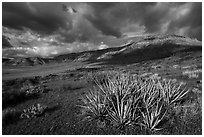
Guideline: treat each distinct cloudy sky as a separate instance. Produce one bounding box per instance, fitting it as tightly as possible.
[2,2,202,57]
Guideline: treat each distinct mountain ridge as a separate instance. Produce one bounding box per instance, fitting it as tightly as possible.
[2,34,202,66]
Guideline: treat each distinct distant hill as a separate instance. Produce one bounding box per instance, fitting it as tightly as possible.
[2,57,49,66]
[2,34,202,66]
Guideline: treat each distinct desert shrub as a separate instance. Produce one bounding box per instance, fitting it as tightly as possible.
[100,73,141,130]
[2,108,21,126]
[80,72,191,134]
[20,103,48,118]
[80,87,109,128]
[150,78,190,106]
[22,85,49,96]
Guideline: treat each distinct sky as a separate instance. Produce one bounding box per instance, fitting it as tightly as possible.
[2,2,202,57]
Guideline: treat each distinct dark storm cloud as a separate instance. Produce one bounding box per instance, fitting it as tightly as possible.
[84,3,122,38]
[86,2,202,40]
[2,2,202,45]
[2,2,70,33]
[84,14,122,38]
[168,3,201,28]
[141,3,169,32]
[85,3,159,33]
[168,3,202,40]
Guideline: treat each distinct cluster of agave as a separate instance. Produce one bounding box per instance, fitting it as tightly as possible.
[20,103,48,118]
[80,72,190,133]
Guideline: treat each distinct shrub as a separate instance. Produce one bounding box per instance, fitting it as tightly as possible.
[80,87,108,125]
[20,103,48,118]
[139,98,168,132]
[80,72,191,134]
[156,79,190,106]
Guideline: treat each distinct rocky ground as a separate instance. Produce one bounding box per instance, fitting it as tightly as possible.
[2,35,202,135]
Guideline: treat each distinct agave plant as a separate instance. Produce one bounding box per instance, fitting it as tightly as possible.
[156,79,190,105]
[107,91,141,130]
[80,71,190,134]
[96,72,139,127]
[139,98,167,133]
[80,72,142,129]
[140,78,160,108]
[80,87,109,127]
[95,72,137,96]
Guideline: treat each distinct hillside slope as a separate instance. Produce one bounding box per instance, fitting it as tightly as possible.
[2,34,202,66]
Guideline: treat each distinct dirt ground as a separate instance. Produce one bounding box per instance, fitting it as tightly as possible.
[2,51,202,135]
